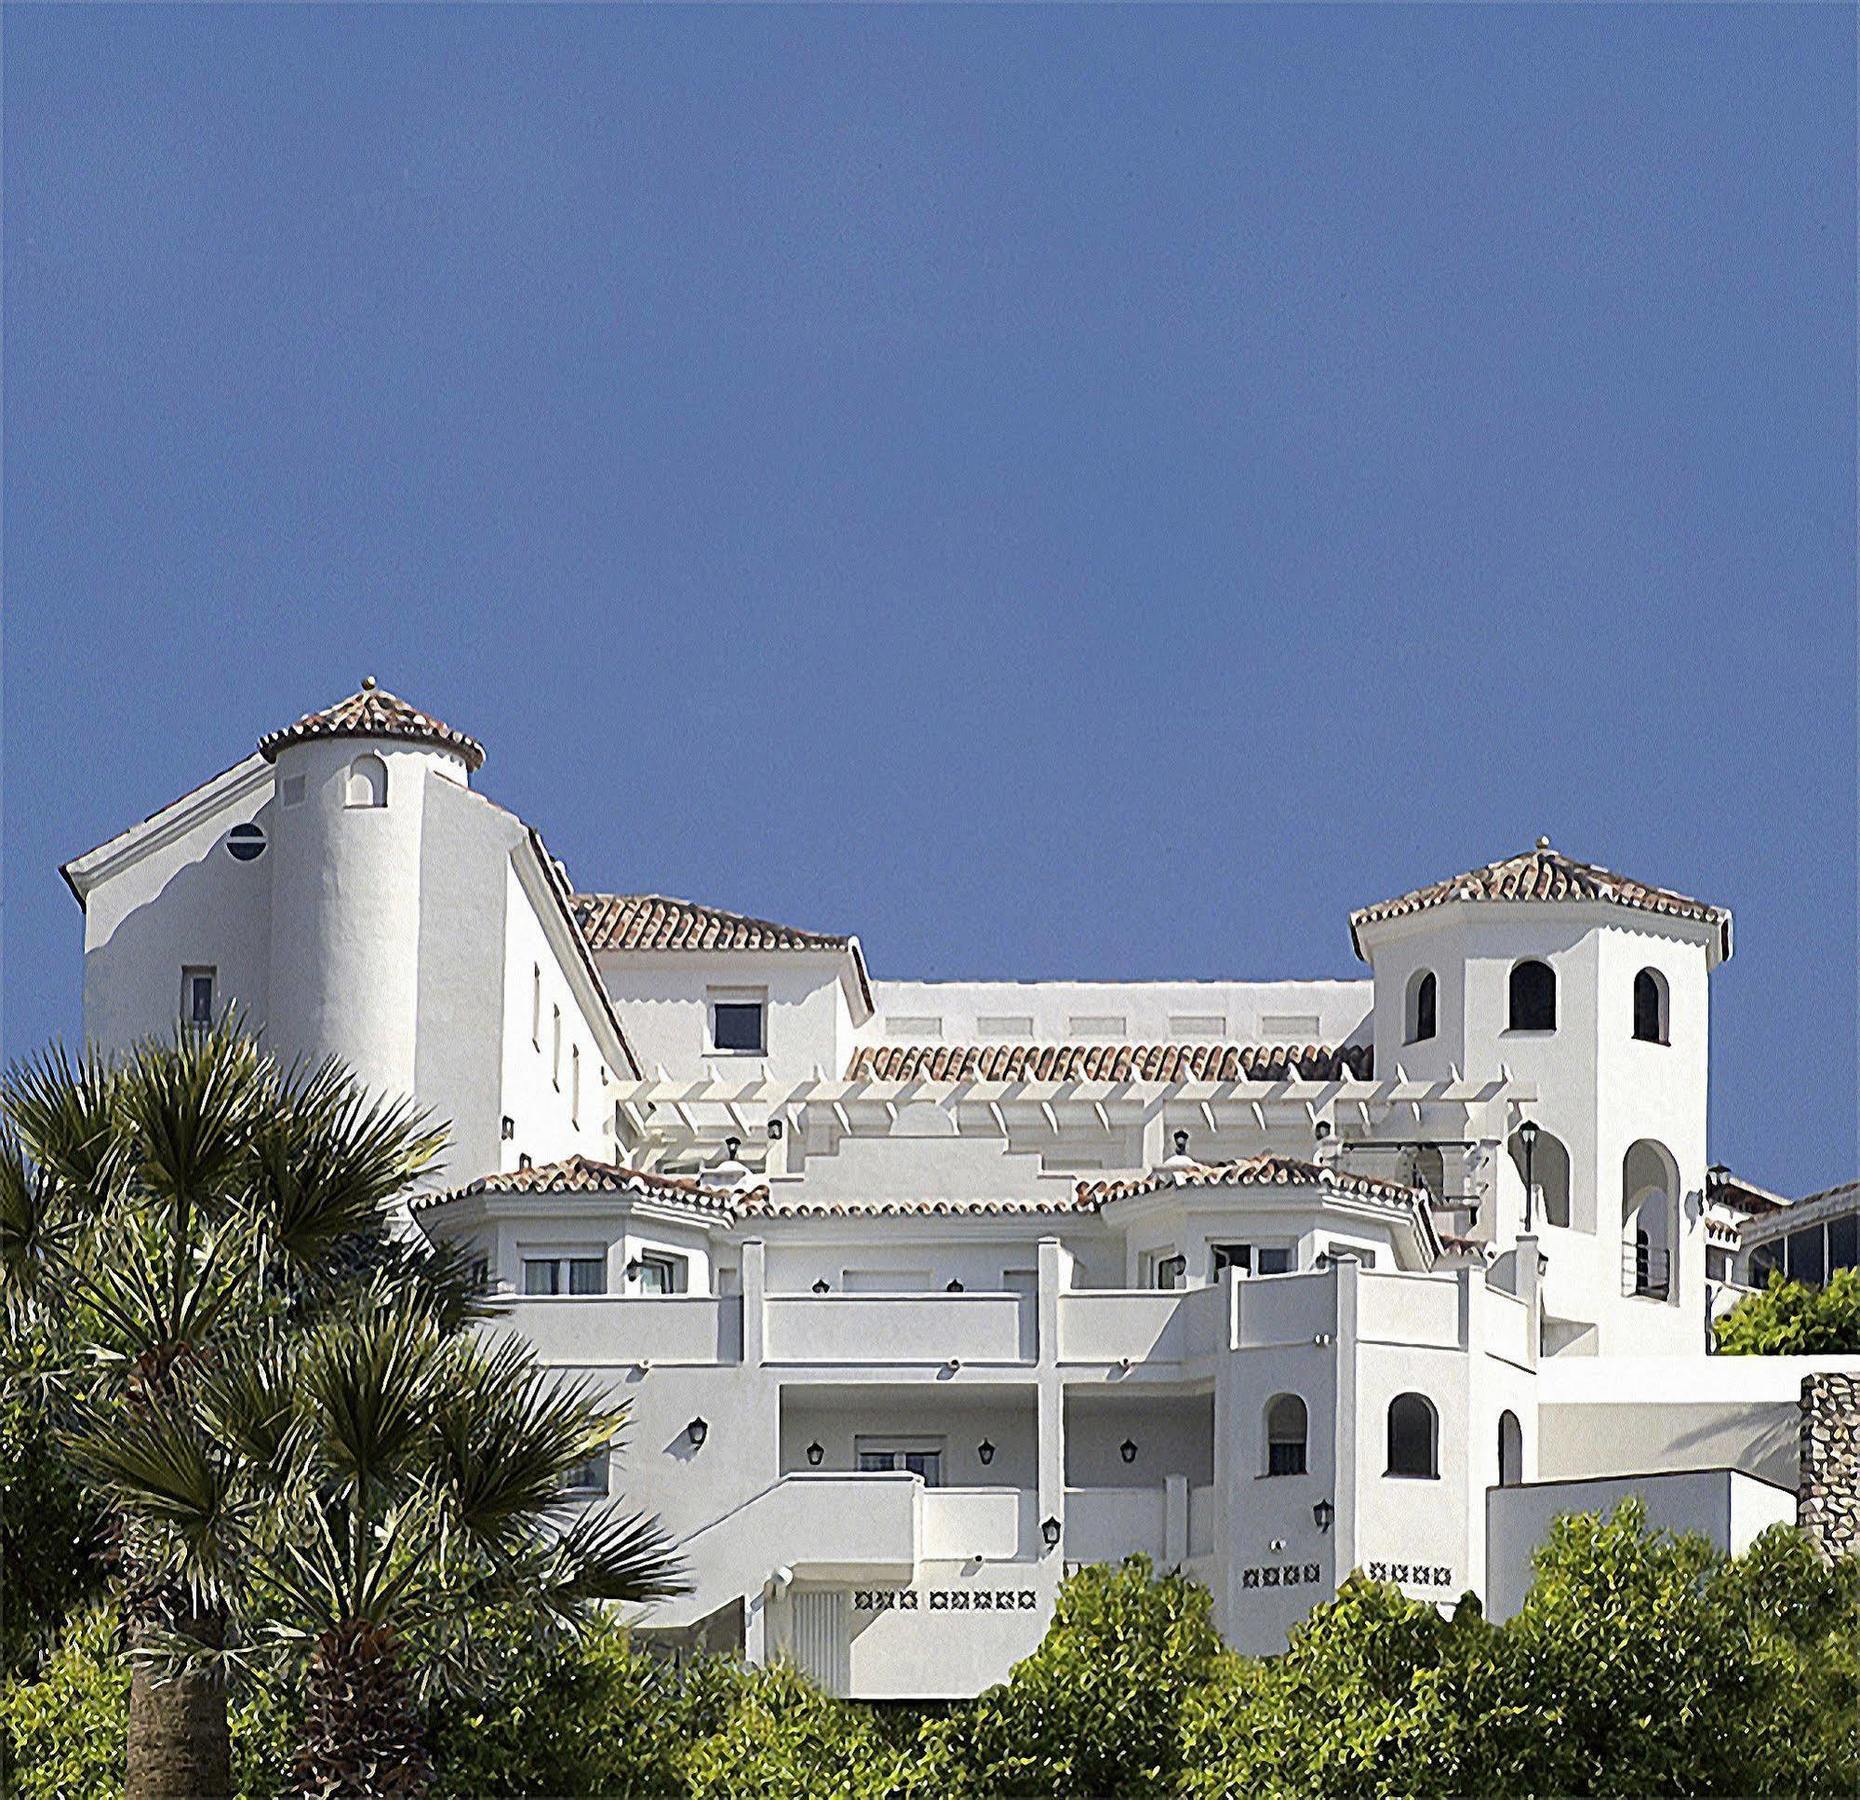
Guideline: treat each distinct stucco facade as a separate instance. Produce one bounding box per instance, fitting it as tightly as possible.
[58,681,1855,1698]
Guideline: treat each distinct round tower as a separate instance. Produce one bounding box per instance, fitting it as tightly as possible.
[259,678,484,1105]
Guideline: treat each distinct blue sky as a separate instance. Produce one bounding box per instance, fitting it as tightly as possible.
[4,5,1853,1194]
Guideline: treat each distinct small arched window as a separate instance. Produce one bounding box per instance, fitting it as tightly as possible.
[1405,970,1437,1045]
[1386,1393,1438,1479]
[1265,1394,1308,1477]
[1498,1410,1523,1488]
[1508,960,1556,1032]
[1632,969,1668,1045]
[346,753,388,809]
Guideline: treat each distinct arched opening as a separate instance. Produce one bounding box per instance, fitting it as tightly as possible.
[1508,1126,1572,1231]
[1497,1410,1523,1487]
[1508,960,1556,1032]
[1632,969,1669,1044]
[1623,1139,1677,1299]
[1405,970,1437,1044]
[346,753,388,809]
[1386,1393,1438,1479]
[1264,1394,1308,1476]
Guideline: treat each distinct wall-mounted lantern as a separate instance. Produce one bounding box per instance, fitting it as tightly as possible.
[1313,1498,1335,1534]
[1172,1129,1189,1157]
[1119,1437,1139,1465]
[625,1258,643,1282]
[977,1439,996,1466]
[500,1116,515,1142]
[686,1417,709,1449]
[806,1441,824,1467]
[812,1278,831,1294]
[1041,1516,1062,1550]
[768,1118,785,1141]
[1518,1117,1540,1235]
[725,1135,741,1159]
[946,1278,965,1292]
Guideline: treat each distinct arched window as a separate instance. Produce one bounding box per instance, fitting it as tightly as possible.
[1265,1394,1308,1476]
[1498,1410,1523,1488]
[1405,970,1437,1045]
[1386,1393,1438,1478]
[1508,1126,1572,1231]
[1623,1139,1677,1300]
[1632,969,1668,1044]
[346,753,388,809]
[1508,960,1556,1032]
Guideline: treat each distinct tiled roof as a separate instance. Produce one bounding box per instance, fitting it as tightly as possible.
[416,1154,755,1214]
[1348,840,1731,962]
[847,1042,1374,1084]
[1078,1154,1424,1210]
[257,678,486,772]
[572,893,854,955]
[750,1194,1092,1219]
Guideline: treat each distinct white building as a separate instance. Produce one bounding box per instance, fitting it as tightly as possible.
[59,681,1855,1697]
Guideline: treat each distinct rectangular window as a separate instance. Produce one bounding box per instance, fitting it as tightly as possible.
[1706,1247,1732,1283]
[571,1045,581,1127]
[1267,1440,1307,1477]
[561,1451,610,1495]
[1828,1214,1858,1274]
[280,773,306,808]
[1211,1243,1252,1276]
[551,1006,562,1088]
[855,1439,944,1487]
[1751,1240,1784,1283]
[182,966,216,1026]
[1788,1227,1826,1288]
[1257,1247,1295,1276]
[712,1001,766,1054]
[524,1256,606,1296]
[1145,1252,1186,1291]
[531,965,542,1048]
[633,1253,685,1295]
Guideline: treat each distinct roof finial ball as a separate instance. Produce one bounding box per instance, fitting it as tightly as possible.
[361,674,377,691]
[1535,835,1551,852]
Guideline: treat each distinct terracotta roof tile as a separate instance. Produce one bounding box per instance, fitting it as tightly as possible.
[418,1153,754,1214]
[1349,840,1730,962]
[573,893,853,955]
[258,678,485,772]
[847,1042,1373,1084]
[1078,1154,1423,1209]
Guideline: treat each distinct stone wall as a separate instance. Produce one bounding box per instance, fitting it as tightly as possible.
[1798,1372,1860,1560]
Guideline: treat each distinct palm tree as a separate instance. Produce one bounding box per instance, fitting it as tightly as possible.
[75,1283,683,1798]
[1,1021,448,1799]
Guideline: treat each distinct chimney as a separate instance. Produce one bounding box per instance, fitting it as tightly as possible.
[1798,1373,1860,1561]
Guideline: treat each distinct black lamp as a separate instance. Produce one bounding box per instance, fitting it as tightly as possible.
[725,1135,741,1159]
[812,1278,831,1294]
[977,1439,996,1466]
[806,1440,824,1467]
[1313,1498,1334,1534]
[1172,1129,1189,1157]
[768,1118,785,1141]
[686,1417,709,1449]
[1119,1437,1138,1465]
[626,1258,643,1281]
[1518,1117,1540,1235]
[947,1278,965,1292]
[1041,1515,1062,1549]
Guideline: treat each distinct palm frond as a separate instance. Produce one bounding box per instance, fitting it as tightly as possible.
[117,1019,267,1217]
[301,1299,444,1497]
[245,1057,444,1269]
[0,1126,74,1302]
[541,1503,686,1609]
[2,1042,125,1208]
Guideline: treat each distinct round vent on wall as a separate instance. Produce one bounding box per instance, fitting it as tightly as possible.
[226,822,267,863]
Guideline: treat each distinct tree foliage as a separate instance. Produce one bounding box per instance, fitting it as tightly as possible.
[1715,1268,1860,1355]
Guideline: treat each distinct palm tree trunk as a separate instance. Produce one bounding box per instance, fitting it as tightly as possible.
[292,1619,430,1800]
[124,1585,230,1800]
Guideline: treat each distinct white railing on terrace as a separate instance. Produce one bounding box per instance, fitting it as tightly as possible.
[1064,1485,1166,1563]
[921,1486,1034,1561]
[1231,1272,1334,1348]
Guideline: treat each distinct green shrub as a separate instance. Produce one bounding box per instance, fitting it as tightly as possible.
[0,1606,127,1800]
[1715,1268,1860,1354]
[683,1660,905,1800]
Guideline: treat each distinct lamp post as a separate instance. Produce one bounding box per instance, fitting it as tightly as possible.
[1518,1118,1540,1236]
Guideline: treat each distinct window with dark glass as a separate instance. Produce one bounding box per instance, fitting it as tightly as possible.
[1633,969,1668,1044]
[1508,960,1556,1031]
[1751,1240,1784,1284]
[1265,1394,1308,1476]
[561,1451,609,1494]
[1386,1393,1438,1478]
[1828,1214,1857,1274]
[1212,1243,1252,1276]
[1153,1253,1187,1291]
[713,1001,766,1053]
[1787,1227,1826,1288]
[1256,1247,1295,1275]
[183,967,216,1026]
[1406,970,1437,1044]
